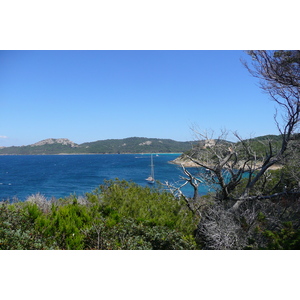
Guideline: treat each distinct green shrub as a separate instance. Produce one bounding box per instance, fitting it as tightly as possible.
[34,202,93,250]
[261,222,300,250]
[97,179,198,236]
[0,202,56,249]
[0,180,199,250]
[82,217,197,250]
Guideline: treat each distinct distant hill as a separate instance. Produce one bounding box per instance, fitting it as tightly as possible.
[0,137,195,155]
[235,134,283,156]
[1,134,292,156]
[79,137,194,154]
[171,134,288,167]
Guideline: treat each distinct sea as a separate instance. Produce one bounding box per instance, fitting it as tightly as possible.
[0,154,210,201]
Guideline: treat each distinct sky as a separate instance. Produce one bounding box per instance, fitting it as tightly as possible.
[0,50,285,147]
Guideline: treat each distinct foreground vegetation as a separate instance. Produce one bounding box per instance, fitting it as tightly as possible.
[1,176,300,250]
[0,180,199,250]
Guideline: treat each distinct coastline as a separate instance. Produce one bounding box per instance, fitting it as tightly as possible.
[0,152,183,156]
[170,157,283,170]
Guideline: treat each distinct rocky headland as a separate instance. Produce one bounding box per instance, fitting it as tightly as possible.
[170,155,282,170]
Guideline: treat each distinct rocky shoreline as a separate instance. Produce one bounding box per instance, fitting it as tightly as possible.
[170,156,282,170]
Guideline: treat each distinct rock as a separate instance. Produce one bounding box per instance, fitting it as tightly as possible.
[31,138,78,147]
[139,141,152,146]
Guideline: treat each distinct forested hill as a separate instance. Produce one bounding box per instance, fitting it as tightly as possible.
[0,137,195,155]
[171,134,295,167]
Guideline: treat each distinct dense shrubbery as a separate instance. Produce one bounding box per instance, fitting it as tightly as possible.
[0,180,199,250]
[3,176,298,250]
[260,222,300,250]
[1,174,299,251]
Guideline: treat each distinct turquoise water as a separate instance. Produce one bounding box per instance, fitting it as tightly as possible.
[0,154,210,201]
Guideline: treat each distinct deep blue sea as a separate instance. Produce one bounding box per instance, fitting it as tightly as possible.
[0,154,210,201]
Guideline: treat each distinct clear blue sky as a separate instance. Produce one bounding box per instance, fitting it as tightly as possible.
[0,50,283,146]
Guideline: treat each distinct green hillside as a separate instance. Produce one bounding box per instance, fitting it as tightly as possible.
[0,137,195,155]
[176,134,286,163]
[78,137,194,154]
[0,135,292,156]
[235,134,283,157]
[0,144,76,155]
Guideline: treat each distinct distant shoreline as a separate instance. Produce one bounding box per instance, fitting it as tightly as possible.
[0,152,183,156]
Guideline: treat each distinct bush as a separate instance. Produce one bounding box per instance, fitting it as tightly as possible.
[260,222,300,250]
[0,202,57,249]
[96,179,198,236]
[82,217,197,250]
[0,180,199,250]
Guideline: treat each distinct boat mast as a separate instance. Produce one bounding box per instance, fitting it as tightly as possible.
[150,154,154,179]
[146,154,155,183]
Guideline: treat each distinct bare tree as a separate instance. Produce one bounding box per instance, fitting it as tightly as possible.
[167,51,300,249]
[181,51,300,207]
[233,50,300,208]
[165,164,203,216]
[244,50,300,88]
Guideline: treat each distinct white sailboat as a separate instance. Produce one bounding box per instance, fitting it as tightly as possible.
[146,154,155,184]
